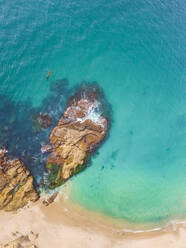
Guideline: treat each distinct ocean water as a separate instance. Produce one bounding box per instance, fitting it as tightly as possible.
[0,0,186,228]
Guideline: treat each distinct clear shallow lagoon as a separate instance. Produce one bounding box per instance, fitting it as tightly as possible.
[0,0,186,227]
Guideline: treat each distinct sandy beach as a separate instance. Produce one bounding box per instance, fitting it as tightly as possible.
[0,186,186,248]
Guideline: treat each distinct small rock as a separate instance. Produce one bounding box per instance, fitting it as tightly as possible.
[42,192,58,206]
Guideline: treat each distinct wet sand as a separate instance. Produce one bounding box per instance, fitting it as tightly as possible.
[0,188,186,248]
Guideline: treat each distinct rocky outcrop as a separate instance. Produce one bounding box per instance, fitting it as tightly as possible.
[44,83,109,189]
[0,148,39,211]
[0,235,38,248]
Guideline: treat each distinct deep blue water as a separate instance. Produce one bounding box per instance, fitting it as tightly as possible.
[0,0,186,227]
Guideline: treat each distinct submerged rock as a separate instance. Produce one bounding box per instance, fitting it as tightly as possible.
[0,148,39,211]
[31,113,53,133]
[36,113,53,129]
[50,78,68,93]
[45,83,109,189]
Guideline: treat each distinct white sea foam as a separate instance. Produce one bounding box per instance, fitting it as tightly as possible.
[77,100,105,127]
[114,219,186,234]
[0,148,8,155]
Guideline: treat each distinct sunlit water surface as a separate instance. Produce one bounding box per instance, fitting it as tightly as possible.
[0,0,186,227]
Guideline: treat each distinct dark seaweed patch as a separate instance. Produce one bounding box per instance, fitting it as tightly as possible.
[0,78,70,189]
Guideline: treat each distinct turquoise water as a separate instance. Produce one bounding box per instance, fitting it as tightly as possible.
[0,0,186,227]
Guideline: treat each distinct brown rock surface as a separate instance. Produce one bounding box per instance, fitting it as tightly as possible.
[0,235,38,248]
[45,84,109,189]
[0,148,39,211]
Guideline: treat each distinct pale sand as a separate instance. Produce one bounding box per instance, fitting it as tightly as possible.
[0,189,186,248]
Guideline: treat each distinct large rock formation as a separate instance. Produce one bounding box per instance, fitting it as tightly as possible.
[44,83,109,189]
[0,148,39,211]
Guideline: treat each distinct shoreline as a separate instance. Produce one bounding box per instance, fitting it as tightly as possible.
[1,185,186,247]
[44,183,186,235]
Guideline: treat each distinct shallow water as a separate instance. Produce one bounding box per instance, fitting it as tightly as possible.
[0,0,186,227]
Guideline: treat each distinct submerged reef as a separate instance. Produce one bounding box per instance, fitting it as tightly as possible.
[44,83,110,189]
[0,148,39,211]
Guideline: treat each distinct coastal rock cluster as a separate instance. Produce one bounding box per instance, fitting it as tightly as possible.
[0,82,110,211]
[0,235,38,248]
[0,148,39,211]
[44,83,109,189]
